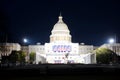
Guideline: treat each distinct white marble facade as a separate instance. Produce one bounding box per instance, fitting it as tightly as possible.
[29,14,96,64]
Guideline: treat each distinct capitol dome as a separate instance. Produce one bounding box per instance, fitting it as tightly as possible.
[50,14,72,43]
[52,15,69,31]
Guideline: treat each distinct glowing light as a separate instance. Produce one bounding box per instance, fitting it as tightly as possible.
[23,38,28,43]
[109,38,115,44]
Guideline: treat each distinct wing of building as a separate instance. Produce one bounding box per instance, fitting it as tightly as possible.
[0,43,21,56]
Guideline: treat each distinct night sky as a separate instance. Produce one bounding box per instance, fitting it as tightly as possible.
[0,0,120,46]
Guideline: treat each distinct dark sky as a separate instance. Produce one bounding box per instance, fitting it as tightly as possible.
[0,0,120,46]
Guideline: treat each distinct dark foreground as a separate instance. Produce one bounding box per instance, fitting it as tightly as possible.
[0,64,120,80]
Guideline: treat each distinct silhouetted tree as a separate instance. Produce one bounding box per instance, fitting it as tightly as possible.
[18,51,26,63]
[29,52,36,64]
[1,56,9,64]
[9,51,19,63]
[95,48,118,64]
[9,51,26,64]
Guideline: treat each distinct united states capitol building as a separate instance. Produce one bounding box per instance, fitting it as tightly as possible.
[28,14,96,64]
[1,14,120,64]
[0,14,99,64]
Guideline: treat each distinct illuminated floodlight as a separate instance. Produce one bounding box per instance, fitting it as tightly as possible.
[108,38,115,44]
[23,38,28,43]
